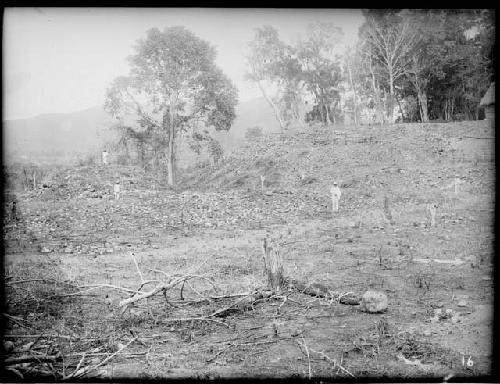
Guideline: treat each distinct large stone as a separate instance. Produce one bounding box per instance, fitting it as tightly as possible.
[360,290,388,313]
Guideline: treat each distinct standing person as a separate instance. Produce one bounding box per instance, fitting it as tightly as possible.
[330,181,342,213]
[102,150,109,165]
[10,200,17,222]
[114,180,121,200]
[454,174,461,195]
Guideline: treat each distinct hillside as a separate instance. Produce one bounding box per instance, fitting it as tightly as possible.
[3,120,494,379]
[2,97,278,166]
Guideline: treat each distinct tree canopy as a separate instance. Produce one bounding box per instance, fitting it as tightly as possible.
[105,26,238,185]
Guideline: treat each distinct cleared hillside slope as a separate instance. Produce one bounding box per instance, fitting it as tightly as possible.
[3,120,495,378]
[182,120,494,224]
[5,120,493,254]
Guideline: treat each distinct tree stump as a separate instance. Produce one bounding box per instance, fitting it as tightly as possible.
[262,236,285,292]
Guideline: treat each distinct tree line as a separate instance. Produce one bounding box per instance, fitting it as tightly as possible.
[246,9,494,127]
[104,10,494,186]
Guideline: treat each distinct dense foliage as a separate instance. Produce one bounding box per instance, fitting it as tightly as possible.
[104,26,238,185]
[246,9,494,125]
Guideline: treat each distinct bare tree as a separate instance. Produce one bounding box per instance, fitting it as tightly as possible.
[246,26,288,130]
[344,47,360,125]
[360,17,418,122]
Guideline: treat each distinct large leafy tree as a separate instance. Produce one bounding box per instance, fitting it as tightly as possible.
[105,26,238,185]
[296,22,344,125]
[402,9,494,121]
[245,26,303,130]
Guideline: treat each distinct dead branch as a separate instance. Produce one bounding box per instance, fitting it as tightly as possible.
[308,347,355,378]
[6,278,76,286]
[4,334,88,340]
[298,337,312,379]
[208,290,273,318]
[160,317,229,327]
[5,367,24,379]
[49,284,143,299]
[119,276,187,307]
[130,252,145,284]
[119,275,214,307]
[137,280,161,292]
[179,276,219,300]
[5,355,59,365]
[462,136,494,139]
[63,337,137,379]
[206,335,300,363]
[288,279,360,305]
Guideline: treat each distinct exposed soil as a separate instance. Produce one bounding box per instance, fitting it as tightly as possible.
[3,120,494,380]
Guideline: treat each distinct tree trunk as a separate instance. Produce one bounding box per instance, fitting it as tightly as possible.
[395,93,405,122]
[369,57,385,124]
[417,91,429,123]
[166,101,176,186]
[346,60,358,125]
[388,70,395,123]
[257,80,285,130]
[262,237,285,292]
[325,104,331,125]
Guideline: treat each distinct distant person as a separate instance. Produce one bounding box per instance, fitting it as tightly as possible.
[454,174,461,195]
[330,181,342,213]
[102,150,109,165]
[114,181,121,200]
[427,203,438,227]
[10,201,17,221]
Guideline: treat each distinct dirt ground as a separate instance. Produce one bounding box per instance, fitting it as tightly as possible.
[3,120,495,380]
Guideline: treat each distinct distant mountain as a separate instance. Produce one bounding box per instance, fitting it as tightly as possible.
[2,97,279,165]
[3,106,118,165]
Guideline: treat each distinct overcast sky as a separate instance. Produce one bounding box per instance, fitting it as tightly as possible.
[3,8,365,120]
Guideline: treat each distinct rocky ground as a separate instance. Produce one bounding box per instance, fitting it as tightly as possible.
[3,120,495,380]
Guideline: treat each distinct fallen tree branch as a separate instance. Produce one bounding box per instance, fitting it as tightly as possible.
[130,252,145,284]
[63,337,137,379]
[462,136,495,139]
[308,347,355,378]
[206,334,303,364]
[288,279,360,305]
[160,317,229,327]
[49,284,143,299]
[298,337,312,379]
[208,290,273,318]
[6,279,76,286]
[5,355,59,365]
[119,275,215,307]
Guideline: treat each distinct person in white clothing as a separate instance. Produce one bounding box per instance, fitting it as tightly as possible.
[102,150,109,165]
[330,181,341,212]
[114,181,121,200]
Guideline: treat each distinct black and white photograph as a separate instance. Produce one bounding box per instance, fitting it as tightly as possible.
[2,7,495,380]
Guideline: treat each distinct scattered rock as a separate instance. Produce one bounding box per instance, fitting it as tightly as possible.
[3,340,15,352]
[359,290,388,313]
